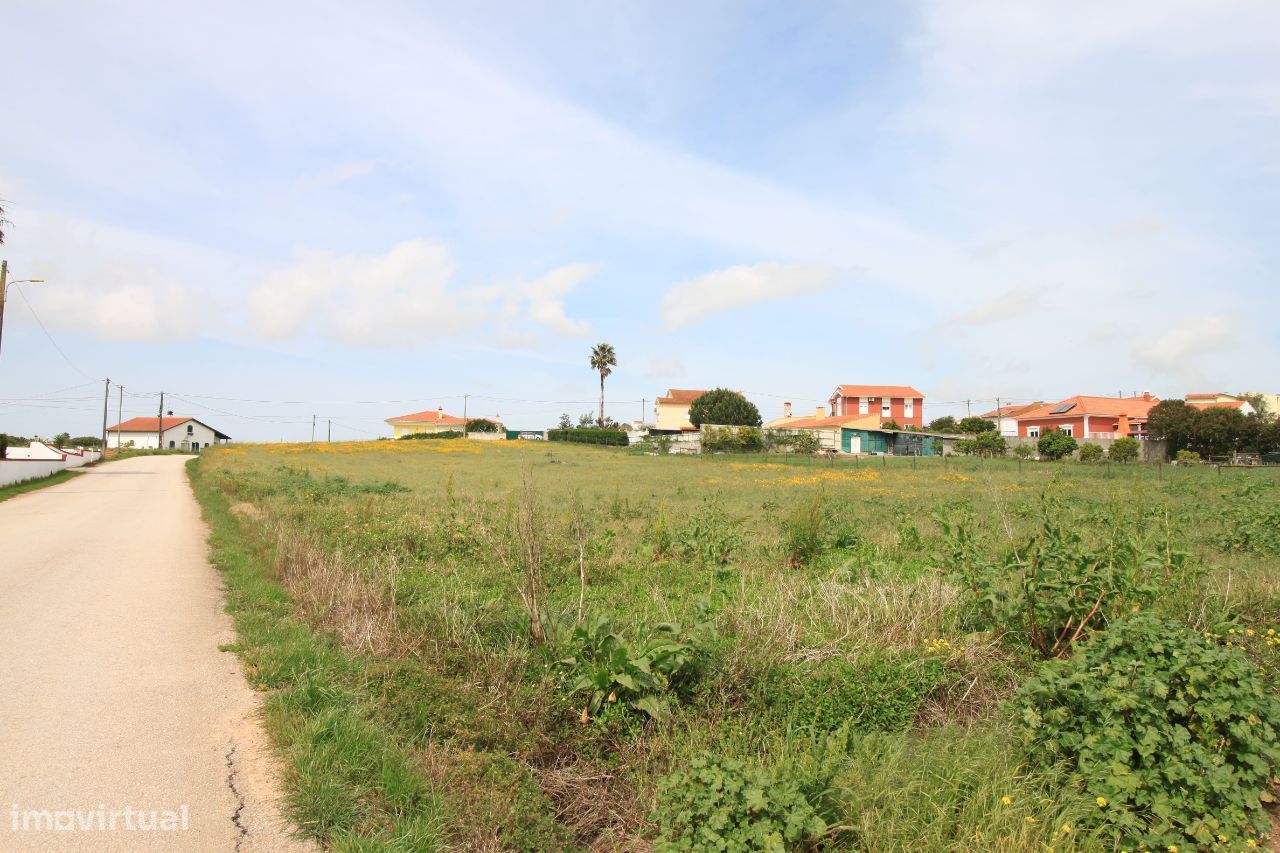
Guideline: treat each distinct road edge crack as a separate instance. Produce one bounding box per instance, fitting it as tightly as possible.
[226,741,249,850]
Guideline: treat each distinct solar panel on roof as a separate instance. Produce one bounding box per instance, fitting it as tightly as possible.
[1049,403,1076,414]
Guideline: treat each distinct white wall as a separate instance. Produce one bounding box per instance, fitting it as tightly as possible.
[0,459,67,488]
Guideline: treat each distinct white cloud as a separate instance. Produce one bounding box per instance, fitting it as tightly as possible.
[1134,315,1236,374]
[2,211,232,342]
[294,160,378,192]
[518,263,597,337]
[248,239,595,347]
[661,262,837,329]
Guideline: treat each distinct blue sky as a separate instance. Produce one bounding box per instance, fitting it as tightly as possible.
[2,0,1278,440]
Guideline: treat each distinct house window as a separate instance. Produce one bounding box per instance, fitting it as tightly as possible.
[1060,425,1074,437]
[904,398,914,418]
[881,399,892,418]
[187,424,193,435]
[858,397,869,415]
[168,440,176,448]
[1027,426,1040,438]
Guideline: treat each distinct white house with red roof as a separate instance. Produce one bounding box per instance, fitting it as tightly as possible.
[828,384,924,428]
[385,406,470,438]
[1014,394,1160,440]
[107,416,231,450]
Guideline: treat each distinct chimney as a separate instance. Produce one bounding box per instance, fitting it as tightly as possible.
[815,406,825,419]
[783,402,792,419]
[1141,390,1151,401]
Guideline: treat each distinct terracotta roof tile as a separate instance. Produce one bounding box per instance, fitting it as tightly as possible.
[979,402,1044,419]
[108,416,192,432]
[1017,395,1160,420]
[831,384,924,399]
[385,409,468,425]
[655,389,708,404]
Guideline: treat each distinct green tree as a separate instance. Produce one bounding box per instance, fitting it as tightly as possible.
[1037,429,1077,460]
[956,416,996,434]
[973,431,1007,457]
[1078,443,1104,463]
[69,436,102,449]
[53,432,71,447]
[927,415,958,433]
[1145,399,1197,454]
[1108,436,1139,463]
[589,343,617,428]
[881,420,902,431]
[688,388,762,427]
[465,418,499,433]
[1240,392,1272,419]
[557,413,572,430]
[1012,443,1034,460]
[1191,406,1247,457]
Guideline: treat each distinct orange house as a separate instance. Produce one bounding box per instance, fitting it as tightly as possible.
[827,384,924,429]
[1014,394,1160,440]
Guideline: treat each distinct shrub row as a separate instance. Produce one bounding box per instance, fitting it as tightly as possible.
[398,430,463,440]
[547,428,628,446]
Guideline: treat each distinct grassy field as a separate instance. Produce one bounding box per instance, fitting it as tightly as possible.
[191,439,1280,851]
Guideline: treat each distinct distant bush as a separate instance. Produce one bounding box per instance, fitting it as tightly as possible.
[953,438,976,456]
[1175,448,1200,464]
[465,418,499,433]
[881,420,902,431]
[1012,443,1034,460]
[1078,443,1104,463]
[957,416,996,434]
[703,425,763,452]
[1016,612,1280,849]
[654,756,826,851]
[1109,436,1139,463]
[70,436,102,449]
[768,430,820,455]
[1037,430,1077,460]
[547,428,628,447]
[973,431,1006,457]
[688,388,761,428]
[398,430,462,440]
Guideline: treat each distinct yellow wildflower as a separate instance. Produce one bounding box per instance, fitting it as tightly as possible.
[1061,824,1071,834]
[1001,796,1013,806]
[1025,816,1036,824]
[1247,629,1255,636]
[1096,796,1108,807]
[1167,846,1177,853]
[1246,842,1257,849]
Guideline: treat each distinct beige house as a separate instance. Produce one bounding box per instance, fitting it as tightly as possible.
[385,407,469,438]
[1186,393,1256,415]
[653,389,707,433]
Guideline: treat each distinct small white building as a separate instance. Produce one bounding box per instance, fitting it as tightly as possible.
[107,416,231,451]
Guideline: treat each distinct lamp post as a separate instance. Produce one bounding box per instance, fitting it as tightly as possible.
[0,260,46,363]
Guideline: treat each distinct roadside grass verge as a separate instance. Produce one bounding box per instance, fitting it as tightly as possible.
[0,469,80,503]
[187,458,451,851]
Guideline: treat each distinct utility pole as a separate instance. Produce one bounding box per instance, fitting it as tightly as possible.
[0,261,7,362]
[157,392,164,449]
[327,419,331,442]
[101,378,110,457]
[641,398,646,428]
[965,399,971,417]
[116,385,124,451]
[995,397,1001,435]
[311,414,316,443]
[0,261,45,364]
[463,394,469,420]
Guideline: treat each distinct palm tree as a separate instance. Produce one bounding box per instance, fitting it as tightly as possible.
[589,343,617,427]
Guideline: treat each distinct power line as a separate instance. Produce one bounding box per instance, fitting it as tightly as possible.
[10,284,93,380]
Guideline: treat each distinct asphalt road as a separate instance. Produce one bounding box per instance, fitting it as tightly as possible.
[0,456,308,852]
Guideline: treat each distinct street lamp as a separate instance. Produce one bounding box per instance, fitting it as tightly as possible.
[0,259,45,362]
